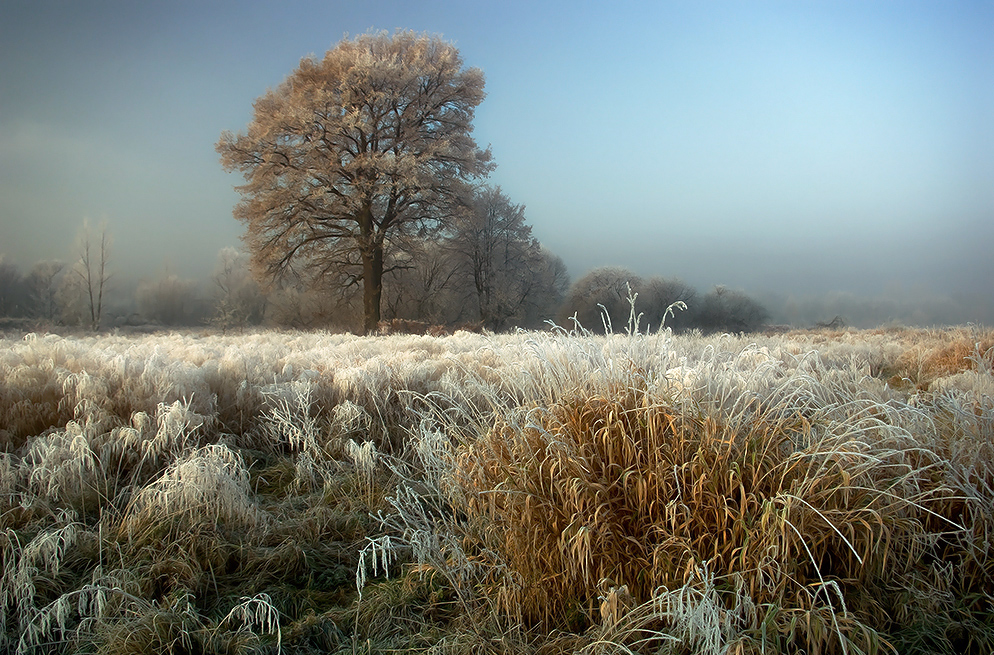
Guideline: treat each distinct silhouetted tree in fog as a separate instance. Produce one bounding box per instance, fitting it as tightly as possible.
[640,277,696,331]
[72,220,111,330]
[696,286,768,333]
[217,31,493,334]
[450,186,561,330]
[136,273,203,326]
[382,237,462,325]
[0,256,27,317]
[519,248,569,328]
[25,261,65,322]
[560,267,641,332]
[211,247,267,330]
[561,269,768,334]
[265,277,353,330]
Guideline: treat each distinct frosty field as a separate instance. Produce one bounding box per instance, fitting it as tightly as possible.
[1,325,992,654]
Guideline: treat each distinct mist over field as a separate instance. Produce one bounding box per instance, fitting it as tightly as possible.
[1,1,991,331]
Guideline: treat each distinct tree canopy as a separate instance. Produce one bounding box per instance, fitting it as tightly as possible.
[217,30,493,333]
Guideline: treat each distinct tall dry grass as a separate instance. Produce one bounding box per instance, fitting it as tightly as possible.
[0,324,991,653]
[373,324,994,653]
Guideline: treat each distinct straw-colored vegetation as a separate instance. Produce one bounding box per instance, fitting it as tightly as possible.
[1,321,992,654]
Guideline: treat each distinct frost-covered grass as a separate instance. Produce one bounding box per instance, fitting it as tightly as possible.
[1,325,992,654]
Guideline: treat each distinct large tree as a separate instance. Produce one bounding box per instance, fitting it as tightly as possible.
[217,30,493,333]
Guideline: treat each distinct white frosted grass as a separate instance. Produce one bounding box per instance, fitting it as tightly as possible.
[2,326,993,650]
[345,439,378,477]
[0,453,16,509]
[121,444,263,539]
[331,400,373,439]
[261,380,321,453]
[365,326,993,648]
[1,509,81,652]
[142,398,209,465]
[22,423,99,508]
[650,564,757,655]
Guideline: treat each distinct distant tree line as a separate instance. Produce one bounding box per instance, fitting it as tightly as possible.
[1,230,771,335]
[557,266,768,334]
[0,190,571,334]
[0,220,114,331]
[0,202,767,337]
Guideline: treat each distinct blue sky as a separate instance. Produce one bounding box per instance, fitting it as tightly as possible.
[1,0,991,319]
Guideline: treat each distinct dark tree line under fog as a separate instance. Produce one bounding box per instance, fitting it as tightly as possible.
[0,195,571,333]
[0,197,769,336]
[1,239,776,335]
[557,267,768,334]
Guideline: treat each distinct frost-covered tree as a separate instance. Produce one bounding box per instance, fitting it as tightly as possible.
[217,30,493,334]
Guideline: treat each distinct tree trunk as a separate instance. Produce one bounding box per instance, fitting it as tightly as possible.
[361,244,384,335]
[357,204,385,335]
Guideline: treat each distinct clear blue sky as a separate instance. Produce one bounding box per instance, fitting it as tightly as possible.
[1,1,991,315]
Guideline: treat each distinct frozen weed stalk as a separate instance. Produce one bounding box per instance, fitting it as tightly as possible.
[262,380,321,453]
[216,593,282,654]
[345,438,379,504]
[356,535,397,600]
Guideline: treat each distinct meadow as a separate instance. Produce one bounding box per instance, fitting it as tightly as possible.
[1,320,992,654]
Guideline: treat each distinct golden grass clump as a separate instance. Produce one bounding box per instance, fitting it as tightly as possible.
[381,327,994,653]
[884,327,994,390]
[0,360,71,451]
[455,391,906,636]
